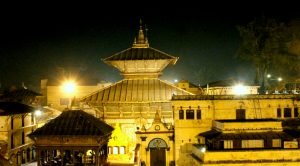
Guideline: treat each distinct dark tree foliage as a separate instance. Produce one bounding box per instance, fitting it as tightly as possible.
[236,16,299,91]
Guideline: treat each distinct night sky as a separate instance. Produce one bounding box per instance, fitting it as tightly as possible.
[1,5,300,90]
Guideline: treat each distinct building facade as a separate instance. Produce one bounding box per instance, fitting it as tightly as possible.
[172,94,300,165]
[0,89,42,165]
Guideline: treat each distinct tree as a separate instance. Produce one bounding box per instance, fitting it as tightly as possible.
[236,16,298,93]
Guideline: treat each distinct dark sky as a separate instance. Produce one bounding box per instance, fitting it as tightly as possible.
[1,5,300,90]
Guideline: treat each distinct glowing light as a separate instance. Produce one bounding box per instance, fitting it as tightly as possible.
[174,79,178,83]
[267,74,271,78]
[278,77,282,82]
[34,110,42,116]
[62,81,76,94]
[201,147,206,153]
[233,84,247,95]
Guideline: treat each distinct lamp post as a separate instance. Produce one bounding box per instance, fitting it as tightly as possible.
[265,74,282,94]
[61,80,77,109]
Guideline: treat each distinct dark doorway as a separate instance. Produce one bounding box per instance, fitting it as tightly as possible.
[236,109,246,120]
[150,148,166,166]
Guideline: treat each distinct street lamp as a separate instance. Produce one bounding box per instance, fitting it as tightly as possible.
[62,81,76,94]
[265,74,283,94]
[34,110,42,116]
[61,80,77,109]
[233,84,247,95]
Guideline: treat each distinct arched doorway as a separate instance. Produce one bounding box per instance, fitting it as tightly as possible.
[148,138,167,166]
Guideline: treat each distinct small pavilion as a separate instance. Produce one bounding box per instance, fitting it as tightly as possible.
[29,110,114,166]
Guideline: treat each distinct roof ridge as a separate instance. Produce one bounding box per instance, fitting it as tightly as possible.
[158,79,194,95]
[80,79,124,102]
[102,47,133,62]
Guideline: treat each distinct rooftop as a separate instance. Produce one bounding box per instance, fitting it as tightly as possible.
[29,110,114,137]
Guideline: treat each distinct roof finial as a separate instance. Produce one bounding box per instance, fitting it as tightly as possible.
[145,24,148,44]
[132,19,149,48]
[139,18,143,29]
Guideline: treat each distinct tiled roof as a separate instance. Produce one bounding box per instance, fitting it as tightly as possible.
[0,88,41,104]
[0,102,35,116]
[103,47,178,62]
[29,110,114,136]
[81,78,194,103]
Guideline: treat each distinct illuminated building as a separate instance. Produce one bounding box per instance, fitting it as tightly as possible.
[80,21,192,165]
[40,21,300,166]
[172,94,300,165]
[201,78,259,95]
[0,88,42,165]
[29,110,113,166]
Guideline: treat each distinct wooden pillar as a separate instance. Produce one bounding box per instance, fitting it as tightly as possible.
[95,149,100,166]
[37,149,41,166]
[83,149,87,165]
[60,149,64,166]
[72,149,75,165]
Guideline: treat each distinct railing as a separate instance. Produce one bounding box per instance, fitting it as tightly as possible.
[172,94,300,100]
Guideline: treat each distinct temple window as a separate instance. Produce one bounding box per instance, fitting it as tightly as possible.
[197,109,201,119]
[224,140,233,149]
[242,140,264,148]
[277,108,281,118]
[272,139,281,148]
[119,146,126,154]
[108,146,112,154]
[294,107,299,118]
[186,109,194,120]
[113,146,119,154]
[284,108,292,118]
[179,109,184,120]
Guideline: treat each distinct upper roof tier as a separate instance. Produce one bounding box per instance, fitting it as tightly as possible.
[102,21,178,79]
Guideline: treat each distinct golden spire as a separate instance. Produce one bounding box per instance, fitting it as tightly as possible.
[132,19,149,48]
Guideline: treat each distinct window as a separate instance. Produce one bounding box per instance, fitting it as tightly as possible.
[272,139,281,148]
[22,132,25,144]
[277,108,281,118]
[186,109,194,119]
[236,109,246,120]
[60,98,69,105]
[22,115,25,127]
[284,108,292,118]
[224,140,233,149]
[31,113,34,125]
[108,146,112,154]
[119,146,125,154]
[11,134,14,149]
[197,109,201,119]
[294,108,299,118]
[179,109,184,119]
[242,140,264,148]
[113,146,119,154]
[11,117,14,130]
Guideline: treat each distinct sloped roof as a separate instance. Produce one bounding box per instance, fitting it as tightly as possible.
[81,78,194,103]
[0,88,41,104]
[29,110,114,137]
[0,102,35,116]
[201,78,258,88]
[103,47,178,62]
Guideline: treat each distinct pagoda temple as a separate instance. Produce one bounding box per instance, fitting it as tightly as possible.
[81,21,193,165]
